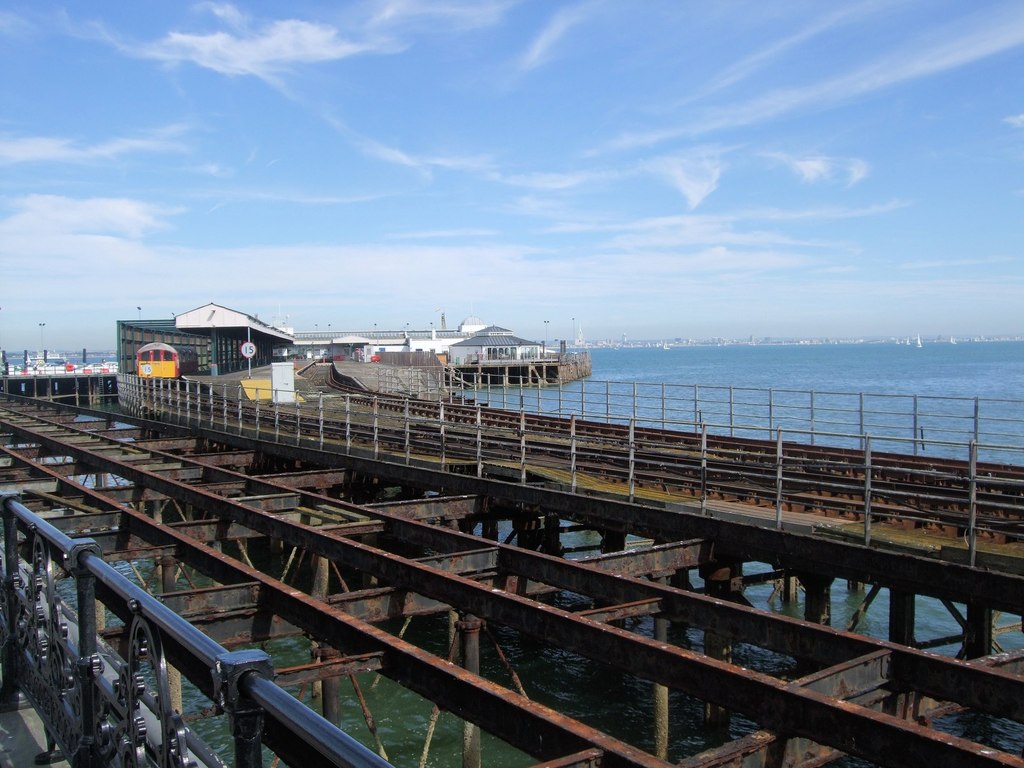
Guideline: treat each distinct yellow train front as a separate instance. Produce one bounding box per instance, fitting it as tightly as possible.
[136,342,199,378]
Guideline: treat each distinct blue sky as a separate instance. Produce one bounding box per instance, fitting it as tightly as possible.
[1,1,1023,351]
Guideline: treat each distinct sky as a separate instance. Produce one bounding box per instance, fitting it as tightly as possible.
[1,1,1023,351]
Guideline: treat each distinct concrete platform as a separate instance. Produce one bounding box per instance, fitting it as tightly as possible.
[0,704,69,767]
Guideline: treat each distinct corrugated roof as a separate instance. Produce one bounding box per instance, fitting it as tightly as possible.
[451,333,537,347]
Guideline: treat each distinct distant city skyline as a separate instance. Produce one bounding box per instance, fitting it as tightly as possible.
[1,2,1022,350]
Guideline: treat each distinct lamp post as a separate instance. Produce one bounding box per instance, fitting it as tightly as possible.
[544,320,549,356]
[571,317,575,349]
[38,323,46,359]
[137,306,141,320]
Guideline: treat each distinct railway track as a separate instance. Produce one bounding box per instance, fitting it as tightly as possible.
[314,371,1024,542]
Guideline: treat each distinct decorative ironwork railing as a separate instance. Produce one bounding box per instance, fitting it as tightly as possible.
[0,492,391,768]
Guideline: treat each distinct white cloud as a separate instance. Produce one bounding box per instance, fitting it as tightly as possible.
[366,0,515,32]
[496,168,618,191]
[0,11,33,37]
[765,152,870,186]
[0,194,178,239]
[599,4,1024,153]
[388,228,499,240]
[519,4,590,73]
[646,154,722,210]
[702,3,889,97]
[135,10,374,81]
[1005,113,1024,128]
[0,126,189,165]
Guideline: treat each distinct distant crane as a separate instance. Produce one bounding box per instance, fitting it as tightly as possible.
[435,308,447,330]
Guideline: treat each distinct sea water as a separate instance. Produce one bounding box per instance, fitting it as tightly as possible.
[183,341,1024,765]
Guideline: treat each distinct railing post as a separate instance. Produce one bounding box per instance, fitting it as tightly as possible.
[318,393,324,449]
[913,394,920,456]
[661,382,667,430]
[628,418,636,503]
[810,390,816,446]
[404,398,411,465]
[255,394,261,438]
[237,384,243,434]
[70,541,103,768]
[968,440,978,567]
[774,429,783,530]
[859,392,865,449]
[475,404,483,478]
[0,493,26,710]
[728,386,734,437]
[570,414,578,493]
[974,397,980,445]
[768,388,775,439]
[295,398,301,446]
[700,424,708,515]
[520,409,527,484]
[372,397,380,458]
[863,435,873,547]
[214,649,275,768]
[345,395,351,453]
[693,384,700,433]
[439,402,447,471]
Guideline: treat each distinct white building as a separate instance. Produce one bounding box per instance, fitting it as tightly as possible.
[294,315,546,363]
[448,326,543,365]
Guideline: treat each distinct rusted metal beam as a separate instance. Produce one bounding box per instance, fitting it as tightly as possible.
[274,651,385,685]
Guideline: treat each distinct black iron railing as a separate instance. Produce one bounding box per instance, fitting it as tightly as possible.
[0,492,391,768]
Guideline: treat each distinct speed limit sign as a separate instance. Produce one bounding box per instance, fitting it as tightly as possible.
[240,341,257,359]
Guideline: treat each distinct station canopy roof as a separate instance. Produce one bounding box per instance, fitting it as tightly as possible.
[174,302,293,342]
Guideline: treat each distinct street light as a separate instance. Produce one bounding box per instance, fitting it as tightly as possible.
[544,319,549,355]
[137,306,141,320]
[38,322,46,356]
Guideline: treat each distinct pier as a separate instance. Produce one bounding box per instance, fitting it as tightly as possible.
[1,370,118,406]
[1,377,1023,766]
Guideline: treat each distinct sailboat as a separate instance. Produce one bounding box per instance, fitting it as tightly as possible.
[916,334,922,348]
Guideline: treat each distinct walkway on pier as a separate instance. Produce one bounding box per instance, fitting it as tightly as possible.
[0,707,69,768]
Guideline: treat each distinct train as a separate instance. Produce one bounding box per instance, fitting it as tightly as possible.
[136,342,199,378]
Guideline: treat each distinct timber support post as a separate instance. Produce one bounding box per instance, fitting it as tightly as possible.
[458,614,484,768]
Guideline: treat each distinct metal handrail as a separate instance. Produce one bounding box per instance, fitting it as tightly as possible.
[0,492,391,768]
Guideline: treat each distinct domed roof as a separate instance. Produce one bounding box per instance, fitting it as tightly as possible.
[459,315,486,333]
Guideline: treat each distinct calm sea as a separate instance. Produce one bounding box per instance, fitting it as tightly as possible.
[585,339,1024,399]
[190,341,1024,766]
